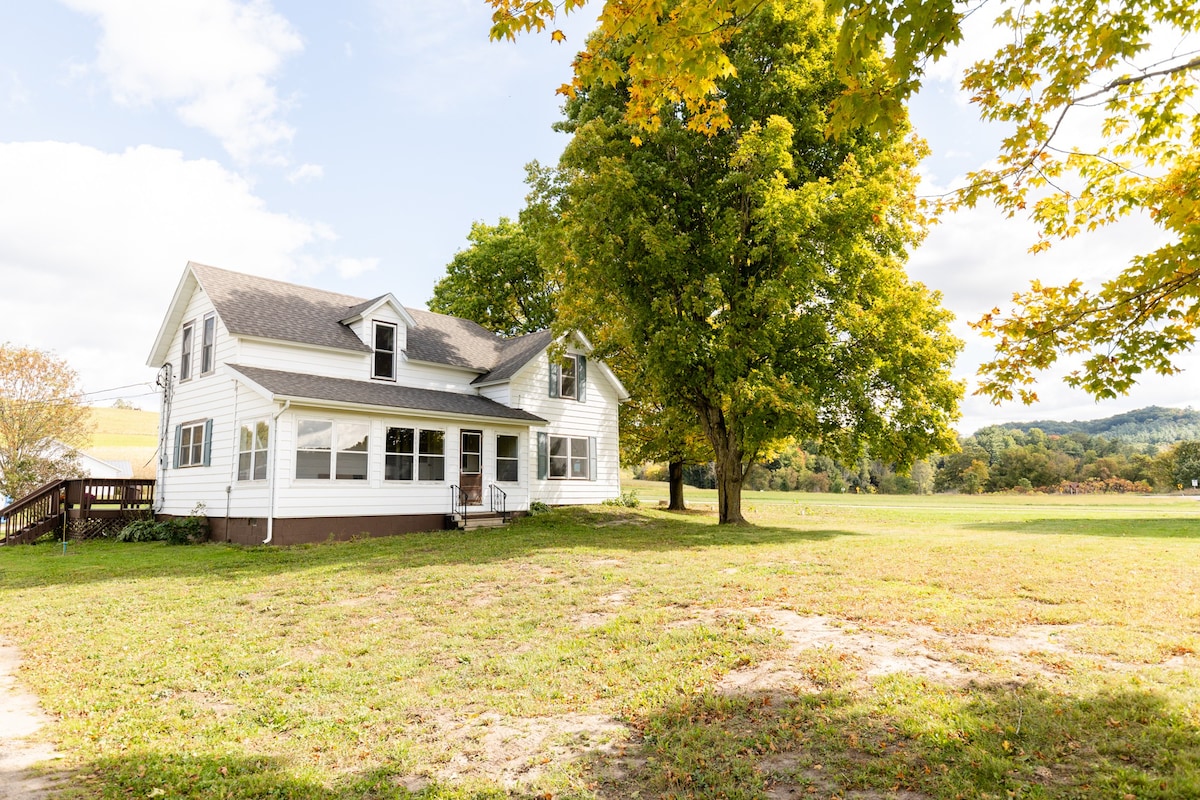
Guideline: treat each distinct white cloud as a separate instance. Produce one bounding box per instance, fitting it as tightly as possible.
[0,141,368,402]
[335,257,380,279]
[287,162,324,183]
[60,0,303,164]
[910,200,1200,435]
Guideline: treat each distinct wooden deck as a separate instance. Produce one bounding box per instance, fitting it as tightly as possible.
[1,478,156,544]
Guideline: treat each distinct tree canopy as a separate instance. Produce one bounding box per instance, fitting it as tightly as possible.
[0,343,90,500]
[487,0,1200,404]
[429,216,557,336]
[550,0,962,523]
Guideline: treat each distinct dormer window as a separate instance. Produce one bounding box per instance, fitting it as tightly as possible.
[549,354,587,401]
[373,321,397,380]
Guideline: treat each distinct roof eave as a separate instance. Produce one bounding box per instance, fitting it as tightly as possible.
[146,264,200,367]
[268,395,546,426]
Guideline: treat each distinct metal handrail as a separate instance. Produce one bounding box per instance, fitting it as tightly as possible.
[450,484,466,525]
[489,484,508,522]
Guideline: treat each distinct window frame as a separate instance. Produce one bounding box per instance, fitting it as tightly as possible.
[176,419,209,468]
[549,353,587,402]
[417,429,446,482]
[200,313,216,375]
[547,435,590,480]
[237,418,269,481]
[372,321,398,381]
[495,434,519,483]
[179,321,194,382]
[384,426,415,482]
[294,419,370,481]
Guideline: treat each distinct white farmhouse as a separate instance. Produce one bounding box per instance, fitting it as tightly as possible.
[146,263,628,545]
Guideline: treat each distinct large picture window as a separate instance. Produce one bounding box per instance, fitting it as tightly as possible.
[237,420,269,481]
[496,434,519,482]
[296,420,369,480]
[373,322,397,380]
[418,429,445,481]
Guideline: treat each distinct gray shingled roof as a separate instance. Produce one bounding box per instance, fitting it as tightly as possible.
[192,263,373,353]
[228,365,546,423]
[473,330,554,384]
[190,263,550,381]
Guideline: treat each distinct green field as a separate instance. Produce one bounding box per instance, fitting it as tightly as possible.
[1,494,1198,799]
[81,406,159,478]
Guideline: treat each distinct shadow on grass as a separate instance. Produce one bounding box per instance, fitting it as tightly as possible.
[969,516,1200,539]
[583,680,1200,799]
[58,679,1200,799]
[0,506,860,590]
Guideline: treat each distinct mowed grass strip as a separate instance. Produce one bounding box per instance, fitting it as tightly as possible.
[0,497,1197,799]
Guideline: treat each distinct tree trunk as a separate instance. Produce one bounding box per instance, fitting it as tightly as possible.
[698,403,747,525]
[668,459,686,510]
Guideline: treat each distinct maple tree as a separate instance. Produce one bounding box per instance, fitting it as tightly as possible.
[0,343,90,500]
[429,216,557,336]
[487,0,1200,403]
[549,0,961,524]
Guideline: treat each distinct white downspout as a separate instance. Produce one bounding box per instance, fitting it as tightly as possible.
[263,400,290,545]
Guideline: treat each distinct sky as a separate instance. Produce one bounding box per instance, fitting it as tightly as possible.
[0,0,1194,436]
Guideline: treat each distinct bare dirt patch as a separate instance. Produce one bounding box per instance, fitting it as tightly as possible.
[717,610,1162,695]
[0,642,64,800]
[400,710,629,788]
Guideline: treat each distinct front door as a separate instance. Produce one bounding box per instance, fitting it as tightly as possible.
[459,430,483,505]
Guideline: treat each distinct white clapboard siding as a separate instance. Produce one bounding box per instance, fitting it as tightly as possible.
[159,285,246,516]
[511,348,621,505]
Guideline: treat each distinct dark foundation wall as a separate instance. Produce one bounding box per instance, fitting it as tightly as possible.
[200,514,450,546]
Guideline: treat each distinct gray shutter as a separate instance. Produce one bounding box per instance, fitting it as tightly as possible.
[589,436,597,481]
[173,424,182,469]
[202,419,213,467]
[577,355,587,402]
[537,432,548,479]
[548,361,560,397]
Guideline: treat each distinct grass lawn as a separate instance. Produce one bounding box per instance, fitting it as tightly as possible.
[1,493,1198,799]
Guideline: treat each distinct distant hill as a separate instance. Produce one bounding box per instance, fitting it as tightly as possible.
[990,406,1200,446]
[83,406,159,478]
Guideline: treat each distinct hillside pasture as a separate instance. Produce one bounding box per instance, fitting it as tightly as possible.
[1,494,1197,799]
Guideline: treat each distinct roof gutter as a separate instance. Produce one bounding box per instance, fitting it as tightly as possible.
[263,399,290,545]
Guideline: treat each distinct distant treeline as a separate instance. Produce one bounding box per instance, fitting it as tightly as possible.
[636,407,1200,494]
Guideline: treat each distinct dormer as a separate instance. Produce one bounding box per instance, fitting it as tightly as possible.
[339,294,417,382]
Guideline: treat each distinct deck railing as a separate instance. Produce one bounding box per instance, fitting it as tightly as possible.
[1,478,156,544]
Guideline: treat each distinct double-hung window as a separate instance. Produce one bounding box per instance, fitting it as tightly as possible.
[200,313,216,375]
[418,430,445,481]
[237,420,269,481]
[174,419,211,468]
[496,434,519,482]
[296,420,368,480]
[549,354,587,401]
[385,426,414,481]
[538,434,596,481]
[179,322,194,381]
[373,322,397,380]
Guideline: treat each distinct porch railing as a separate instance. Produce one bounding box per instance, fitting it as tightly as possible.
[488,484,508,523]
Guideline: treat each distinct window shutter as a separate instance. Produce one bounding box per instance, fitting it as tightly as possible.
[202,419,213,467]
[589,436,597,481]
[577,355,587,402]
[548,361,560,397]
[173,424,182,469]
[537,432,548,480]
